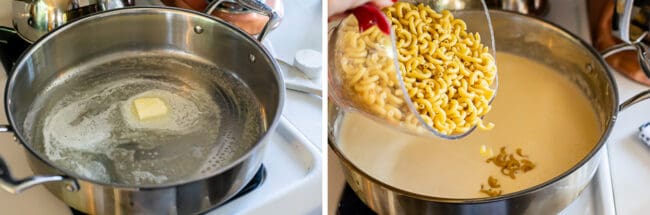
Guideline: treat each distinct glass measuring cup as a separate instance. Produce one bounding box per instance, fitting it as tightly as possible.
[328,0,498,139]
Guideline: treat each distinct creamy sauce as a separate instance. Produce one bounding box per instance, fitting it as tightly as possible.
[337,52,601,198]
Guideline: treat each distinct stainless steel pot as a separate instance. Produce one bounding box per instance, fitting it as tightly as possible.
[328,10,650,214]
[160,0,284,36]
[12,0,280,43]
[0,6,283,215]
[12,0,165,43]
[485,0,548,16]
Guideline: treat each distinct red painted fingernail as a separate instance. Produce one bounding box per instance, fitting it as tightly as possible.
[349,3,390,35]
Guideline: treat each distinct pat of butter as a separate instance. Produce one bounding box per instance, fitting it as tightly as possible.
[133,97,168,120]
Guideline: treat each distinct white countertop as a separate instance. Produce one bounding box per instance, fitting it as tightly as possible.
[544,1,650,214]
[606,71,650,215]
[267,0,323,149]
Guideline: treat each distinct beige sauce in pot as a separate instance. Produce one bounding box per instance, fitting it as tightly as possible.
[337,52,601,198]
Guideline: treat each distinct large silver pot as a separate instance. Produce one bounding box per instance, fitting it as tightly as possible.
[328,10,650,214]
[12,0,280,43]
[12,0,166,43]
[0,6,283,215]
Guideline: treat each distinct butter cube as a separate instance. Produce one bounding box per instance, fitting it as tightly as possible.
[133,97,168,120]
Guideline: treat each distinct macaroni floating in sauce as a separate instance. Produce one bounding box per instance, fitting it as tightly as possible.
[337,53,600,198]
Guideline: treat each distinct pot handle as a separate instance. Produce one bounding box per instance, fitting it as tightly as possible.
[616,0,635,44]
[601,43,636,59]
[0,126,79,194]
[599,34,650,111]
[620,89,650,111]
[204,0,280,41]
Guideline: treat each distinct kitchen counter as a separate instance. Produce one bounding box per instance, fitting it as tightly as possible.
[266,0,323,148]
[545,0,649,214]
[606,66,650,214]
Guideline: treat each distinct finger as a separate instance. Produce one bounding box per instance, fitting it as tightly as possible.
[371,0,396,8]
[328,0,395,18]
[328,13,349,22]
[328,0,360,16]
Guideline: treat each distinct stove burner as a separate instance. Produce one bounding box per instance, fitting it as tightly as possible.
[0,26,30,72]
[337,185,376,215]
[220,164,267,206]
[70,165,267,215]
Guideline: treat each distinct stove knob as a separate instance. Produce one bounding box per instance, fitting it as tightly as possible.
[638,122,650,147]
[293,49,322,80]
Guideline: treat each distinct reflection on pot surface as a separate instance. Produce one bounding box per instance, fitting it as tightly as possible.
[336,52,601,198]
[23,54,265,186]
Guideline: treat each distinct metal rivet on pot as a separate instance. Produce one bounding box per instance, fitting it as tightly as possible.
[65,184,77,192]
[249,54,256,63]
[586,63,593,74]
[201,197,211,208]
[194,26,203,34]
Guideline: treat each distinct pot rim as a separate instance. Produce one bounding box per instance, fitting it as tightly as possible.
[328,9,619,204]
[5,6,285,189]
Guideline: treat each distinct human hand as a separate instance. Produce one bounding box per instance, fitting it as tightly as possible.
[328,0,395,18]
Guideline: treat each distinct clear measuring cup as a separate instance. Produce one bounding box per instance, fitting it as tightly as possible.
[328,0,497,139]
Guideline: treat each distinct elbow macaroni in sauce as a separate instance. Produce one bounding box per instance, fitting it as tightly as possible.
[338,53,600,198]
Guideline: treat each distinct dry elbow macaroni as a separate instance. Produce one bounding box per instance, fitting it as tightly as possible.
[334,17,418,128]
[334,2,496,135]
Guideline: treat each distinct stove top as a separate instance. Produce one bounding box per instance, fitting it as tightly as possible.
[334,151,616,215]
[336,186,374,215]
[0,5,322,212]
[0,116,321,215]
[70,166,268,215]
[0,64,322,214]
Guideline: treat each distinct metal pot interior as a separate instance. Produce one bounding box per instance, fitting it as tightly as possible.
[6,7,283,187]
[489,11,617,129]
[328,10,617,204]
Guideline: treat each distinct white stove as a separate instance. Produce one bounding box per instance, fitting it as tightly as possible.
[0,0,324,214]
